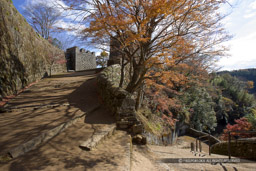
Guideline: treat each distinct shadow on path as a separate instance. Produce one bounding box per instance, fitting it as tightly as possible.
[67,75,115,125]
[0,70,122,171]
[0,71,111,156]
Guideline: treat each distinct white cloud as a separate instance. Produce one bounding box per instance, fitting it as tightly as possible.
[218,31,256,70]
[218,59,256,71]
[24,0,72,17]
[244,12,256,18]
[25,0,68,8]
[95,52,101,56]
[54,20,86,36]
[244,1,256,18]
[23,0,88,36]
[250,0,256,9]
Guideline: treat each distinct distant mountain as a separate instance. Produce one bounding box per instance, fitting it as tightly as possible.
[218,68,256,95]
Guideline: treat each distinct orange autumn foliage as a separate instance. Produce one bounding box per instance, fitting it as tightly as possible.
[63,0,230,94]
[247,81,254,90]
[62,0,231,127]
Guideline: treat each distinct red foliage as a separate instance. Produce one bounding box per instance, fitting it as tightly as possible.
[48,51,66,65]
[221,118,253,140]
[145,84,181,127]
[162,114,177,128]
[144,60,209,128]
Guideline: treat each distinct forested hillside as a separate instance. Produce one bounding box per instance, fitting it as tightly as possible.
[210,73,256,135]
[218,69,256,95]
[142,69,256,138]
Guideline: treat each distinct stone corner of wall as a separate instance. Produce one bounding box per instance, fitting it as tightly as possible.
[97,65,141,133]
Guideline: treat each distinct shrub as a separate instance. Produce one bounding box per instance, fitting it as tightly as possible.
[221,118,252,140]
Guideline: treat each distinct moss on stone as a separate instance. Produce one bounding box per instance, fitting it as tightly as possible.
[136,108,165,136]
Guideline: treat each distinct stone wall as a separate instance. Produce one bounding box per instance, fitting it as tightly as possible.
[76,49,96,71]
[97,65,140,131]
[0,0,66,99]
[97,64,181,145]
[211,140,256,160]
[66,47,96,71]
[107,37,121,66]
[144,130,178,145]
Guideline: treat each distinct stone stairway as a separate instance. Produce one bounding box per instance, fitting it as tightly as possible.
[79,124,116,151]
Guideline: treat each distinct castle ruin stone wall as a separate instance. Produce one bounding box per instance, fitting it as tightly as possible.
[66,47,96,71]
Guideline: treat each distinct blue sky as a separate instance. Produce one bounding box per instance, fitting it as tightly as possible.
[12,0,256,71]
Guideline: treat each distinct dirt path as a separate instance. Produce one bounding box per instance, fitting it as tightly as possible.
[0,71,99,157]
[0,70,131,171]
[0,119,130,171]
[132,136,256,171]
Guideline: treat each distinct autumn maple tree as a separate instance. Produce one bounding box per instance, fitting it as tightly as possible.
[46,47,66,77]
[62,0,230,94]
[221,118,253,140]
[59,0,231,128]
[247,81,254,90]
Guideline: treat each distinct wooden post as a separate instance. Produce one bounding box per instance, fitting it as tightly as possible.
[191,142,195,152]
[196,139,198,152]
[208,134,211,156]
[228,132,231,160]
[199,140,202,152]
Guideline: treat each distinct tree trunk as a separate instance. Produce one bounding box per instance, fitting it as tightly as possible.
[126,63,146,94]
[126,68,141,93]
[119,54,125,88]
[49,66,52,77]
[135,83,144,111]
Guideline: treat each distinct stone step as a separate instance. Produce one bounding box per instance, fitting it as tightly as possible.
[79,124,116,151]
